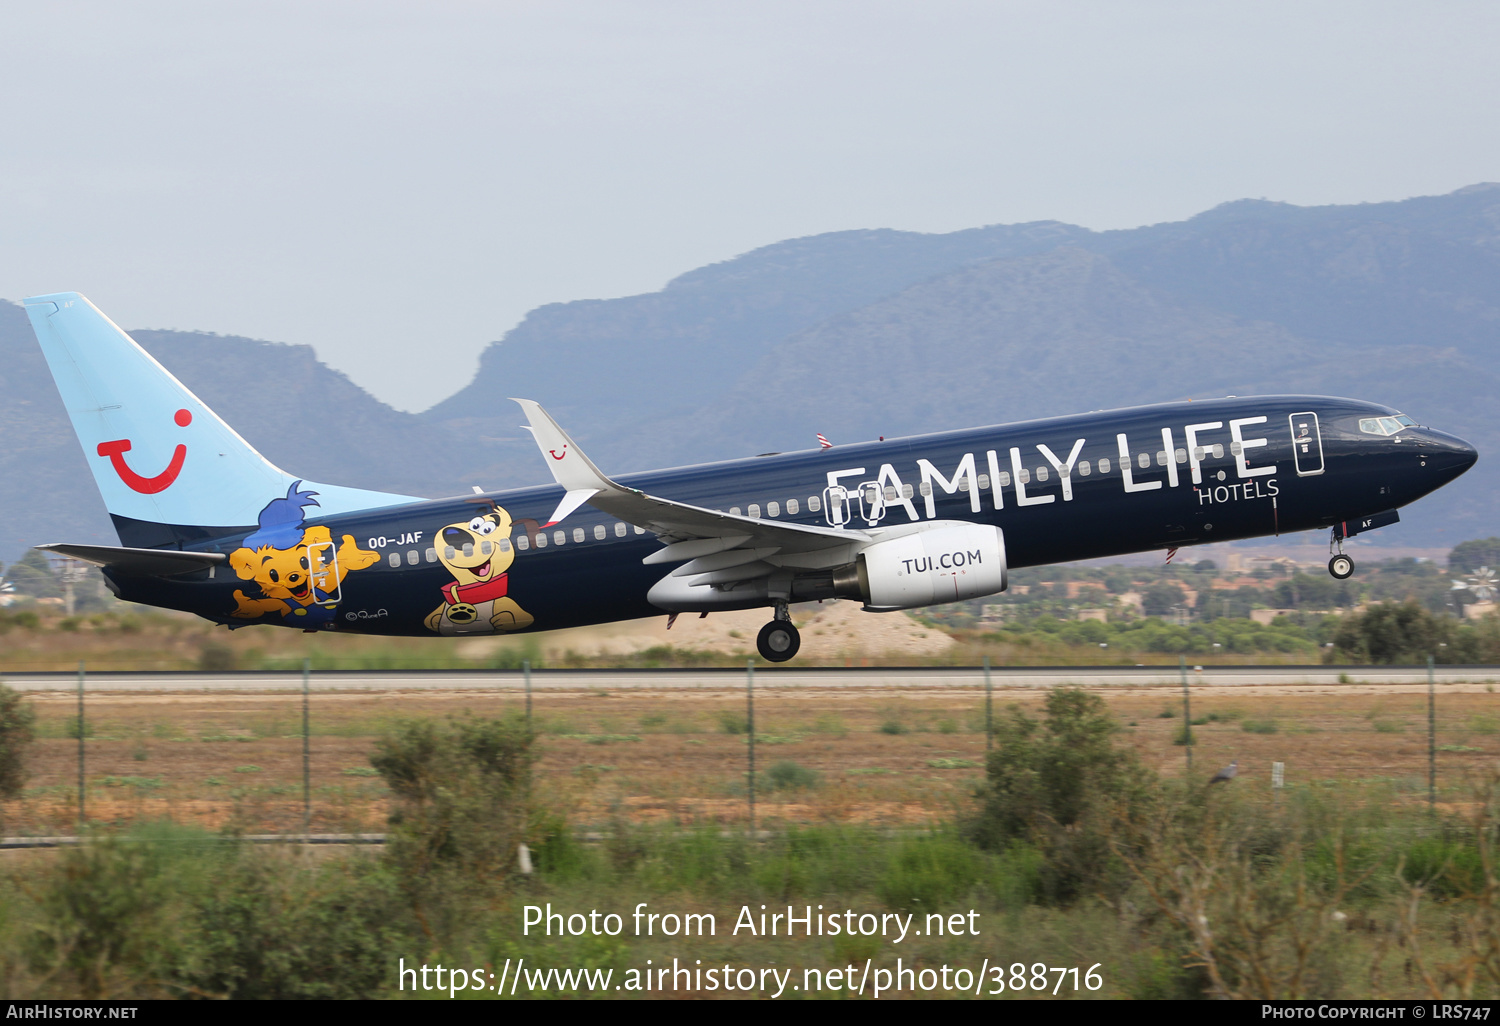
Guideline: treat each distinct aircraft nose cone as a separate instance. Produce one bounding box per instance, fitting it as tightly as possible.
[1424,430,1478,481]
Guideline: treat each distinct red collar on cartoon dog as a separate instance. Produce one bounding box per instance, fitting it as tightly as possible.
[442,574,509,605]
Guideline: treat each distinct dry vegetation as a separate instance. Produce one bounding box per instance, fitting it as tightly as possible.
[0,601,1333,673]
[9,681,1500,999]
[6,682,1500,837]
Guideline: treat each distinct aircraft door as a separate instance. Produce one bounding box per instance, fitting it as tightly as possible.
[307,540,342,604]
[1289,412,1324,476]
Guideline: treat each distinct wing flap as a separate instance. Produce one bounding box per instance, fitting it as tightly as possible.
[643,534,751,565]
[684,560,780,587]
[672,547,781,577]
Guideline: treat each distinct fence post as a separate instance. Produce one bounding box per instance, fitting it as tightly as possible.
[746,659,756,838]
[524,659,532,729]
[984,655,993,752]
[1180,656,1192,773]
[76,660,85,832]
[1428,654,1437,810]
[302,658,311,837]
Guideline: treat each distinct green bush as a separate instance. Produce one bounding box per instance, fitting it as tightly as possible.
[197,643,237,672]
[193,856,404,998]
[0,684,36,801]
[878,719,907,735]
[488,638,542,670]
[717,710,748,735]
[1449,538,1500,575]
[968,688,1155,901]
[764,760,820,791]
[1331,601,1454,664]
[1399,835,1484,899]
[371,713,533,884]
[1242,719,1278,735]
[1199,709,1242,723]
[877,832,982,912]
[24,824,213,998]
[16,823,409,1000]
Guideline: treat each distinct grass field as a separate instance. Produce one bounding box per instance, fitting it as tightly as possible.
[7,681,1500,838]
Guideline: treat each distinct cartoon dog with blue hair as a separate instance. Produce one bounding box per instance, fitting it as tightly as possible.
[229,482,379,627]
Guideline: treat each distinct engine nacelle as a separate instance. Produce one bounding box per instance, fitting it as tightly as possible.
[835,523,1007,611]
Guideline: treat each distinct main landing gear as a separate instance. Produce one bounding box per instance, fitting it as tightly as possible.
[756,601,801,662]
[1328,526,1355,580]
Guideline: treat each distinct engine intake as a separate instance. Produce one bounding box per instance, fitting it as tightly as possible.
[834,524,1007,611]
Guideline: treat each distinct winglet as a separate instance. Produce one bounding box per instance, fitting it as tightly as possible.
[512,399,624,524]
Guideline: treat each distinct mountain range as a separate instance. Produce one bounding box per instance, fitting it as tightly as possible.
[3,184,1499,563]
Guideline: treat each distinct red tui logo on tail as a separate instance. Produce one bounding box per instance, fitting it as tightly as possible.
[96,409,192,494]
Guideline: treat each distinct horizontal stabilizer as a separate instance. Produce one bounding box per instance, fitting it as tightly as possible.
[37,543,226,577]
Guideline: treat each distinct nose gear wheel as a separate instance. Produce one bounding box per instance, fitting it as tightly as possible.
[1328,525,1355,579]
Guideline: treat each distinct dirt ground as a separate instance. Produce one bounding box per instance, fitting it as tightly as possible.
[5,682,1500,837]
[455,600,958,662]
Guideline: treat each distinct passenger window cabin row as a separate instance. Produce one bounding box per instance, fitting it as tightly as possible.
[385,521,651,566]
[383,442,1237,566]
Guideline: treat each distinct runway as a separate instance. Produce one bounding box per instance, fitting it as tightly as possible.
[3,664,1498,692]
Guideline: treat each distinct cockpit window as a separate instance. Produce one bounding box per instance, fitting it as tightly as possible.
[1359,414,1416,436]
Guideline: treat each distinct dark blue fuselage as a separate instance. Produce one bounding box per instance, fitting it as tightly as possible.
[108,395,1477,636]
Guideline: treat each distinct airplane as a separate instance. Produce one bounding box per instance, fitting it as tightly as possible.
[21,292,1478,662]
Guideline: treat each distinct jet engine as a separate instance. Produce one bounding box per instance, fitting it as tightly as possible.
[834,523,1007,611]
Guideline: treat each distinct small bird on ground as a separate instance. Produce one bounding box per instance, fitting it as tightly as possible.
[1208,761,1238,785]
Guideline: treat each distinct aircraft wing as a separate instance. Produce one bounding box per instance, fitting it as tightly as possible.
[513,399,870,580]
[37,543,226,577]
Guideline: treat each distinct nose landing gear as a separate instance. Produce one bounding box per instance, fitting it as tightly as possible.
[1329,526,1355,579]
[756,601,801,662]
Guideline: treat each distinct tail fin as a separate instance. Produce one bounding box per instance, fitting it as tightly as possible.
[25,292,420,546]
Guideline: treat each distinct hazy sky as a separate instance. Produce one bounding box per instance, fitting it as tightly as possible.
[3,1,1497,411]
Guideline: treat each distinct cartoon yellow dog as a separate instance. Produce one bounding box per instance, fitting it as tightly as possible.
[228,481,380,628]
[426,504,534,635]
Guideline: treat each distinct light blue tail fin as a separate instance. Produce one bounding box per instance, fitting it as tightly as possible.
[25,292,420,544]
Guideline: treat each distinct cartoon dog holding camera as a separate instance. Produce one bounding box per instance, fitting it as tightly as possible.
[425,503,534,635]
